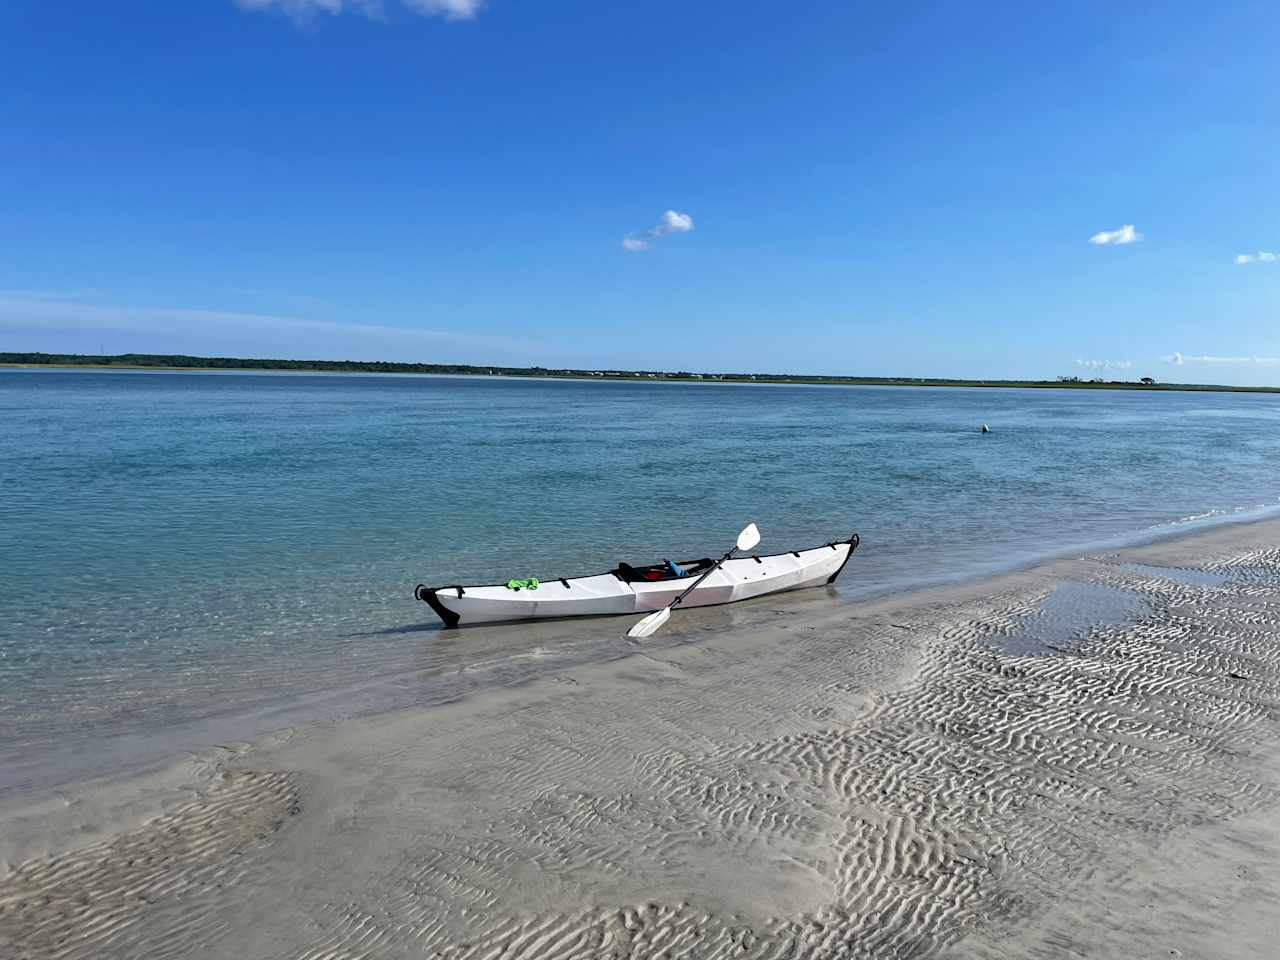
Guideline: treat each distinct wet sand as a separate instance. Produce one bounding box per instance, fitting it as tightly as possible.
[3,519,1280,959]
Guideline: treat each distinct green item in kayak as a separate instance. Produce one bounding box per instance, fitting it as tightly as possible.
[506,578,540,591]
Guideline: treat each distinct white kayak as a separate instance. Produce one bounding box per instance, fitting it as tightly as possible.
[415,532,859,627]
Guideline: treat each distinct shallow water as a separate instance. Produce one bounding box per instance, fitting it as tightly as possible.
[993,582,1152,657]
[1118,561,1231,587]
[2,370,1279,790]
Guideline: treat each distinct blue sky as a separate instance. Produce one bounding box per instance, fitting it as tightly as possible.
[2,1,1277,383]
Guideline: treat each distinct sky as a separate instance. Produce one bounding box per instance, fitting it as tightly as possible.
[1,1,1277,384]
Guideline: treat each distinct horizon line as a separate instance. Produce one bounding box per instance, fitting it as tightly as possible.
[3,350,1278,394]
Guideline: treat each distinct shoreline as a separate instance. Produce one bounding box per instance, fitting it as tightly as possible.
[4,517,1280,957]
[4,502,1278,807]
[5,360,1280,394]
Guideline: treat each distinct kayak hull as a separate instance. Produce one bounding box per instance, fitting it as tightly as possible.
[416,532,858,627]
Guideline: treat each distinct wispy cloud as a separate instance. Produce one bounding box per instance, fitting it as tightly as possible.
[0,294,524,362]
[234,0,484,24]
[1088,224,1142,246]
[622,210,695,253]
[1235,251,1278,265]
[1076,358,1132,372]
[1164,352,1280,367]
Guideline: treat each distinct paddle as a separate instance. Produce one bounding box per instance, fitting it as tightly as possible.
[625,523,761,639]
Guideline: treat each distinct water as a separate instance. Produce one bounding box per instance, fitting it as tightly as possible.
[1117,561,1230,587]
[3,370,1279,790]
[992,582,1152,657]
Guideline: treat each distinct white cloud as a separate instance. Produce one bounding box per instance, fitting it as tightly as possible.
[0,293,524,362]
[622,210,695,253]
[1235,251,1278,265]
[658,210,694,234]
[1088,224,1142,246]
[1075,358,1132,372]
[1163,352,1279,367]
[402,0,483,18]
[234,0,483,23]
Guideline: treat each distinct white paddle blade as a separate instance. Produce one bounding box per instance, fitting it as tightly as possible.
[626,607,671,639]
[737,522,761,552]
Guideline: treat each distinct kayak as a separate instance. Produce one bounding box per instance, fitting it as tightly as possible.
[414,532,859,628]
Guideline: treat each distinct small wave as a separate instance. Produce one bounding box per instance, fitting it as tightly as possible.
[1152,498,1280,530]
[1167,509,1228,526]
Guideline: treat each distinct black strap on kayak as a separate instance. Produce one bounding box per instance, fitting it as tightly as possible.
[560,579,570,589]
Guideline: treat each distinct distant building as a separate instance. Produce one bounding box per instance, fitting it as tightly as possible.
[1140,376,1155,384]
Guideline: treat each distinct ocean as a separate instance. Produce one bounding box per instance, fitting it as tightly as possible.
[3,369,1278,791]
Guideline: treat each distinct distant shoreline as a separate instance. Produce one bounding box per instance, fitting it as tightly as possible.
[3,351,1278,394]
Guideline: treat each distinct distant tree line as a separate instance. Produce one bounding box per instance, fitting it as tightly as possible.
[2,352,1276,393]
[0,352,535,375]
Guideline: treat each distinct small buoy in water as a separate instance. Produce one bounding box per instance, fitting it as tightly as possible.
[981,424,990,433]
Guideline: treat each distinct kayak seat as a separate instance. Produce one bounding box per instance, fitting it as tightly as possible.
[614,558,714,583]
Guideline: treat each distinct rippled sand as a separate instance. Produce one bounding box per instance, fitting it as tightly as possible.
[4,520,1280,959]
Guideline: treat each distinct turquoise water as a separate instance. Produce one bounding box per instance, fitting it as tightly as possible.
[3,370,1279,789]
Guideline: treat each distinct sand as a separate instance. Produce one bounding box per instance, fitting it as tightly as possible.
[3,519,1280,959]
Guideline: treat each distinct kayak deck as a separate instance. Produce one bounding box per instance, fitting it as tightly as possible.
[415,532,859,627]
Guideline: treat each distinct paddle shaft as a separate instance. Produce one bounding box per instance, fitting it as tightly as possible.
[665,548,736,611]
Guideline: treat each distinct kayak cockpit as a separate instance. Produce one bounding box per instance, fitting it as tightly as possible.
[612,557,715,583]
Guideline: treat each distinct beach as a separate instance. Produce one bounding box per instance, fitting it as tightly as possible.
[4,516,1279,958]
